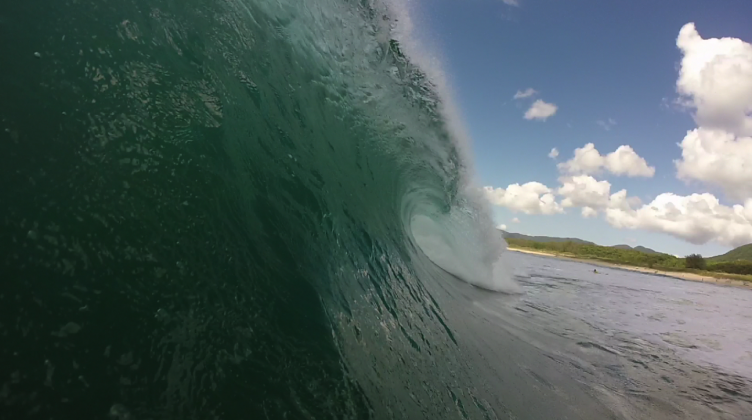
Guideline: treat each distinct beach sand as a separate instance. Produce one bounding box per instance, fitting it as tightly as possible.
[507,247,752,290]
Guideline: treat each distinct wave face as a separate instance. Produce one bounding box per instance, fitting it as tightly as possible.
[1,0,516,418]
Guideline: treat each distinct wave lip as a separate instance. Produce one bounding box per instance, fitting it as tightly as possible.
[377,1,519,294]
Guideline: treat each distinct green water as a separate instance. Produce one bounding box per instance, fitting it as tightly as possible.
[0,0,522,418]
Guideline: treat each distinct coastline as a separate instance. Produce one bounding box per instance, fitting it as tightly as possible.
[507,247,752,290]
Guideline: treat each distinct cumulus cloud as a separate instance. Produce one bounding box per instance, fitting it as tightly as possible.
[597,118,617,131]
[675,128,752,200]
[606,145,657,178]
[524,100,558,121]
[554,172,752,247]
[558,143,655,178]
[483,183,563,215]
[581,207,598,218]
[513,88,537,99]
[548,147,559,159]
[497,224,508,230]
[606,193,752,247]
[672,25,752,201]
[482,24,752,248]
[558,175,613,210]
[484,176,640,219]
[676,23,752,136]
[486,173,752,247]
[556,175,640,217]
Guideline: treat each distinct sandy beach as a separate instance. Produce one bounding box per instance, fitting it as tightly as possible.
[507,247,752,289]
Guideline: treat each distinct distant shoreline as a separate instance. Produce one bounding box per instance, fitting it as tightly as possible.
[507,247,752,290]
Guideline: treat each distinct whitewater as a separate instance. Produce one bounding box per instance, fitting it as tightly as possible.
[2,0,751,418]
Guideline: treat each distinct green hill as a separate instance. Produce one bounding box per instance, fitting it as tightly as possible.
[709,244,752,262]
[612,244,632,251]
[499,230,594,245]
[500,228,752,263]
[505,237,752,280]
[635,246,659,254]
[612,244,660,254]
[500,231,659,253]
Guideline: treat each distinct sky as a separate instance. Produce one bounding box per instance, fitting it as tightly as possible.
[413,0,752,257]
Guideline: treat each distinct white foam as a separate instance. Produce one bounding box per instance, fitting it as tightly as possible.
[411,214,521,293]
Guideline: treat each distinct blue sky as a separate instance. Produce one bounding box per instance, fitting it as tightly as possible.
[413,0,752,256]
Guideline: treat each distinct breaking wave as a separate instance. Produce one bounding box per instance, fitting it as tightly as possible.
[0,0,518,417]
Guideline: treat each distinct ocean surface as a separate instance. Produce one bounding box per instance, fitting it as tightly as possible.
[502,253,752,419]
[2,0,752,418]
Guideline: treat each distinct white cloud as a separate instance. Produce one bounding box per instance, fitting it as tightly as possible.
[497,224,508,230]
[482,24,752,248]
[597,118,617,131]
[556,175,642,219]
[558,175,612,210]
[606,145,656,178]
[484,175,639,219]
[524,100,558,121]
[558,143,655,178]
[608,189,643,211]
[671,25,752,201]
[555,173,752,247]
[559,143,605,175]
[676,23,752,136]
[581,207,598,218]
[484,174,752,248]
[501,0,519,5]
[606,193,752,247]
[483,183,563,215]
[675,128,752,201]
[548,147,559,159]
[513,88,537,99]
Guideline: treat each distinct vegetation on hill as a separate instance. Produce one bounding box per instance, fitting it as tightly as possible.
[505,238,752,281]
[634,245,659,254]
[612,244,634,251]
[708,260,752,275]
[708,244,752,263]
[506,238,682,268]
[611,244,659,254]
[499,230,594,245]
[500,229,752,262]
